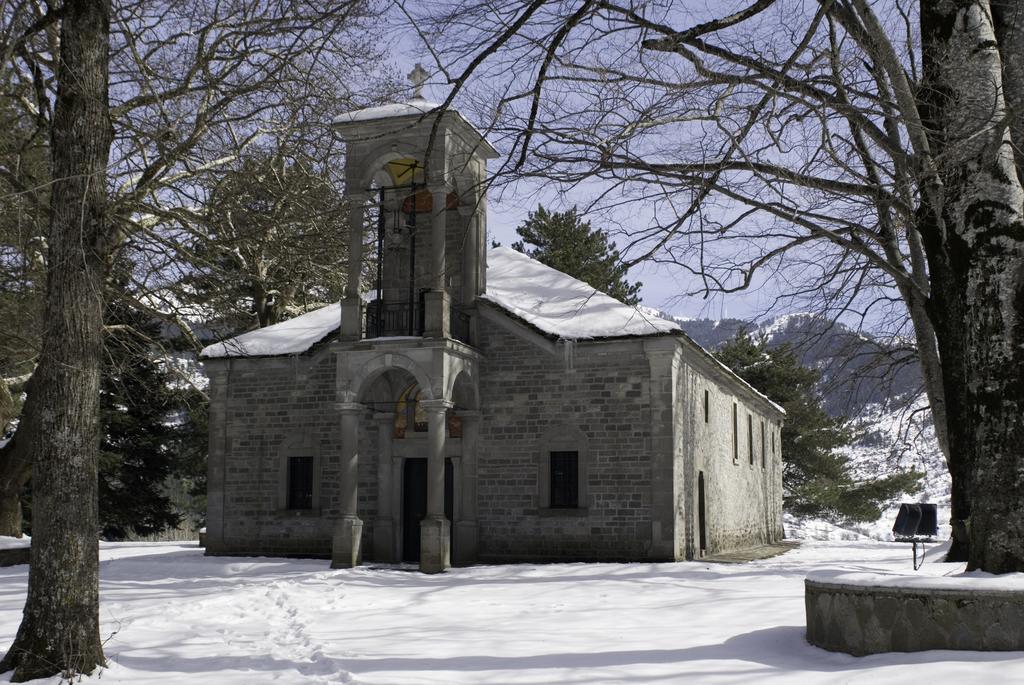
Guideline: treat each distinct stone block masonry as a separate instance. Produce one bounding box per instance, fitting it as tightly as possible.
[475,317,662,562]
[806,575,1024,654]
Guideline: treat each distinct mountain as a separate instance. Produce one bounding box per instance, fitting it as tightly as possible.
[667,312,922,417]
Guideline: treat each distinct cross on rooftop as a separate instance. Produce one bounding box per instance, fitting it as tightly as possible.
[408,63,429,99]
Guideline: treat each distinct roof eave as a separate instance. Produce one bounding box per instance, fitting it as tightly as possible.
[332,109,499,159]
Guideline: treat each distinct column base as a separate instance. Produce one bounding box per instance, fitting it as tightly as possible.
[453,521,478,566]
[339,297,362,340]
[419,515,450,574]
[422,290,450,339]
[372,518,395,563]
[331,515,363,569]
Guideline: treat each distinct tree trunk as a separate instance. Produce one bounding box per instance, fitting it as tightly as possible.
[904,288,970,561]
[920,1,1024,573]
[992,1,1024,183]
[0,0,112,680]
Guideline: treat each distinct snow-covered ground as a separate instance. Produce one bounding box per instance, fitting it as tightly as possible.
[786,395,951,543]
[2,539,1021,684]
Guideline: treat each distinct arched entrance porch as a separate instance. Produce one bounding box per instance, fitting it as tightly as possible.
[332,348,480,573]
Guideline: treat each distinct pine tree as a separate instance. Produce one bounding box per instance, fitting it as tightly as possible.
[511,205,642,305]
[97,300,197,539]
[15,293,207,541]
[716,333,922,522]
[0,89,49,538]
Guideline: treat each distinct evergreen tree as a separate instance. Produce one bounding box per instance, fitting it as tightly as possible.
[97,299,205,539]
[716,333,922,522]
[512,205,642,305]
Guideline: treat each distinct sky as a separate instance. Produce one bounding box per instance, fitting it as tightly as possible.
[377,67,779,324]
[485,199,776,322]
[376,15,795,325]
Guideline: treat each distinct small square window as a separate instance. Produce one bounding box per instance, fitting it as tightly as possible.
[550,451,579,508]
[287,456,315,510]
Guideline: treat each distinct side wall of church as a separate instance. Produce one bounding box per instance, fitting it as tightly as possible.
[204,353,381,558]
[474,316,669,561]
[674,354,784,556]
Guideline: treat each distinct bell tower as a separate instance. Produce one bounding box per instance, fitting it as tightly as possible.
[329,68,494,573]
[333,65,498,343]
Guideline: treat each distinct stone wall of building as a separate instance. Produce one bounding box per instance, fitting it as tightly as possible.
[204,309,782,564]
[474,315,666,561]
[676,351,784,556]
[204,351,382,558]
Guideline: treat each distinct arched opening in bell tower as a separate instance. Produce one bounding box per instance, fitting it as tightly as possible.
[333,87,498,348]
[363,156,465,340]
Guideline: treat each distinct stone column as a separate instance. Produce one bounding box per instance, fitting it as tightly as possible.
[454,411,480,566]
[462,209,481,306]
[430,187,446,291]
[419,398,452,573]
[331,402,363,568]
[372,412,395,562]
[422,187,450,338]
[340,194,364,340]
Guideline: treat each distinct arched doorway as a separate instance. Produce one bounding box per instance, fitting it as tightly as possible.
[393,382,457,563]
[346,351,480,572]
[402,457,453,562]
[698,471,708,556]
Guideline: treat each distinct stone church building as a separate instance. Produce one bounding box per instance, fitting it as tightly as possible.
[200,85,785,573]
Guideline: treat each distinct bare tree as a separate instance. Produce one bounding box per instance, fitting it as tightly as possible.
[0,0,399,539]
[0,0,396,678]
[0,0,112,678]
[413,0,1024,571]
[106,0,398,335]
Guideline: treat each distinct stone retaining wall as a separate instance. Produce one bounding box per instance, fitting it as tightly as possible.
[0,546,29,567]
[806,576,1024,655]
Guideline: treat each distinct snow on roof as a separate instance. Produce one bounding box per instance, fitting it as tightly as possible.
[482,247,680,340]
[332,98,441,125]
[200,250,677,360]
[482,253,782,414]
[332,98,498,158]
[197,250,782,413]
[200,303,340,359]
